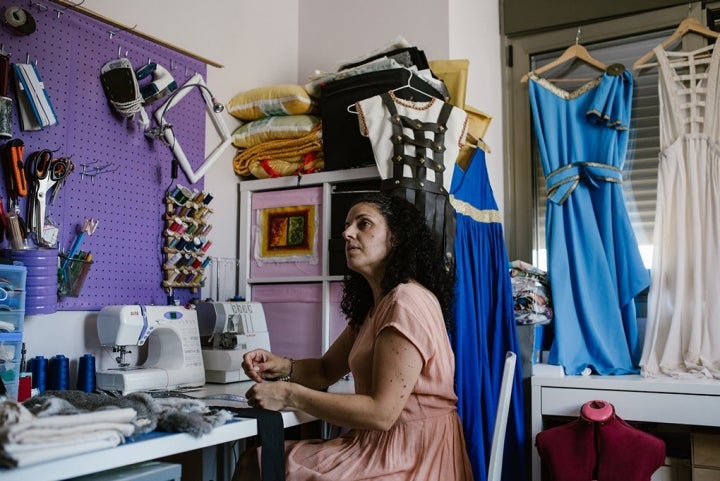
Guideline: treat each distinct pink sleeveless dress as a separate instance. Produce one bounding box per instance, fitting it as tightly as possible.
[285,282,473,480]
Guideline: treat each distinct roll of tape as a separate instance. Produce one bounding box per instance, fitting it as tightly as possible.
[3,6,36,35]
[4,6,25,27]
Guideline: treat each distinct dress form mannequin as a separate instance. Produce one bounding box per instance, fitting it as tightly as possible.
[581,400,613,422]
[536,400,666,481]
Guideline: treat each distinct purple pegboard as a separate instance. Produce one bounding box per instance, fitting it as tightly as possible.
[0,4,209,309]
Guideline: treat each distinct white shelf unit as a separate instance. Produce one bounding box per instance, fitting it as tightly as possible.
[237,167,379,353]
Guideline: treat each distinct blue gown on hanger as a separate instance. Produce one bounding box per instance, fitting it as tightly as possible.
[450,148,526,481]
[527,70,650,375]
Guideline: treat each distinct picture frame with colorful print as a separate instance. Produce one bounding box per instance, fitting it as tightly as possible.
[255,204,317,264]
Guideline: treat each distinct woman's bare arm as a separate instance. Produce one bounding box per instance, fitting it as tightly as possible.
[246,327,423,431]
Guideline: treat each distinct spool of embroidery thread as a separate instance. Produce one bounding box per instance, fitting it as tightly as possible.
[76,354,96,392]
[48,354,69,390]
[29,355,47,392]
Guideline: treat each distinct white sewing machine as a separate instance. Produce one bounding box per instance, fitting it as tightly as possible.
[96,305,205,394]
[197,301,271,383]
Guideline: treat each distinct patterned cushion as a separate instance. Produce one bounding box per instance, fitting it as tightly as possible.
[228,85,315,121]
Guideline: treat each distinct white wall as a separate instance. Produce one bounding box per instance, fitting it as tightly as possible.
[298,0,505,213]
[22,0,505,378]
[449,0,505,215]
[297,0,450,81]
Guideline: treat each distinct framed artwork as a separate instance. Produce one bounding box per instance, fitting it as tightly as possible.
[255,204,317,264]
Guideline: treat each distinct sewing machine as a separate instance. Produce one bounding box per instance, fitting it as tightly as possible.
[96,305,205,394]
[197,301,271,383]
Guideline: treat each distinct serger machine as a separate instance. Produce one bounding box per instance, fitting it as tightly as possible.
[197,301,271,383]
[96,305,205,394]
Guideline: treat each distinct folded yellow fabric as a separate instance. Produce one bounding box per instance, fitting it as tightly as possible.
[233,124,323,178]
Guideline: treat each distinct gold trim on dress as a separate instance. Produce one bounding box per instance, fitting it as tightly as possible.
[528,73,602,100]
[450,196,501,224]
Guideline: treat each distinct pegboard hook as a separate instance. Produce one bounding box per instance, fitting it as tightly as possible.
[28,1,48,12]
[109,23,137,40]
[80,161,119,181]
[55,0,86,16]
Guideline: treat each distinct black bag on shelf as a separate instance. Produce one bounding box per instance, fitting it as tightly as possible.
[320,68,444,172]
[337,46,431,71]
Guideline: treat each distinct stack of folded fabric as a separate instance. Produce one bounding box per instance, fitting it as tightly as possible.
[228,84,323,179]
[0,399,136,468]
[0,390,233,468]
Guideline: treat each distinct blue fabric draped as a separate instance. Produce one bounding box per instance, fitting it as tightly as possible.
[450,148,526,481]
[527,71,650,375]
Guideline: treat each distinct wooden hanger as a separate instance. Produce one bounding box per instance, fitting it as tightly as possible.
[520,44,608,83]
[633,17,720,70]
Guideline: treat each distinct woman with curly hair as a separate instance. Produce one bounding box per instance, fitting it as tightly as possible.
[236,193,473,481]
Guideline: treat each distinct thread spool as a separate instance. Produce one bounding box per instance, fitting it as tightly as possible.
[29,355,47,391]
[176,235,189,251]
[193,191,206,204]
[170,184,192,205]
[166,216,185,234]
[76,354,96,392]
[175,254,190,268]
[184,220,198,235]
[48,354,69,390]
[166,252,182,266]
[199,224,212,236]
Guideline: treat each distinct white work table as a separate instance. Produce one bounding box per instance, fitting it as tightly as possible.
[0,380,351,481]
[531,373,720,481]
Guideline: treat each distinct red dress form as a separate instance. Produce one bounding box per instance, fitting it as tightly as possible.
[535,400,665,481]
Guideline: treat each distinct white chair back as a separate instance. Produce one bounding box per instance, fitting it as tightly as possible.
[487,351,517,481]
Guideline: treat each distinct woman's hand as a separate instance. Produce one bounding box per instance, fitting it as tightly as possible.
[242,349,290,383]
[245,381,291,411]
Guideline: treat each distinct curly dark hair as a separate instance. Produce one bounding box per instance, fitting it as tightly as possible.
[339,193,455,330]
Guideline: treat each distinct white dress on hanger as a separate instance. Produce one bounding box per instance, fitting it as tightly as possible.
[640,41,720,378]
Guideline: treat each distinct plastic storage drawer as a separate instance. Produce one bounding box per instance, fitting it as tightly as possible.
[0,289,26,311]
[0,264,27,292]
[0,332,22,389]
[0,311,24,333]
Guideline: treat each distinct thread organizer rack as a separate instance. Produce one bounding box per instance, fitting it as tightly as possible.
[161,184,214,293]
